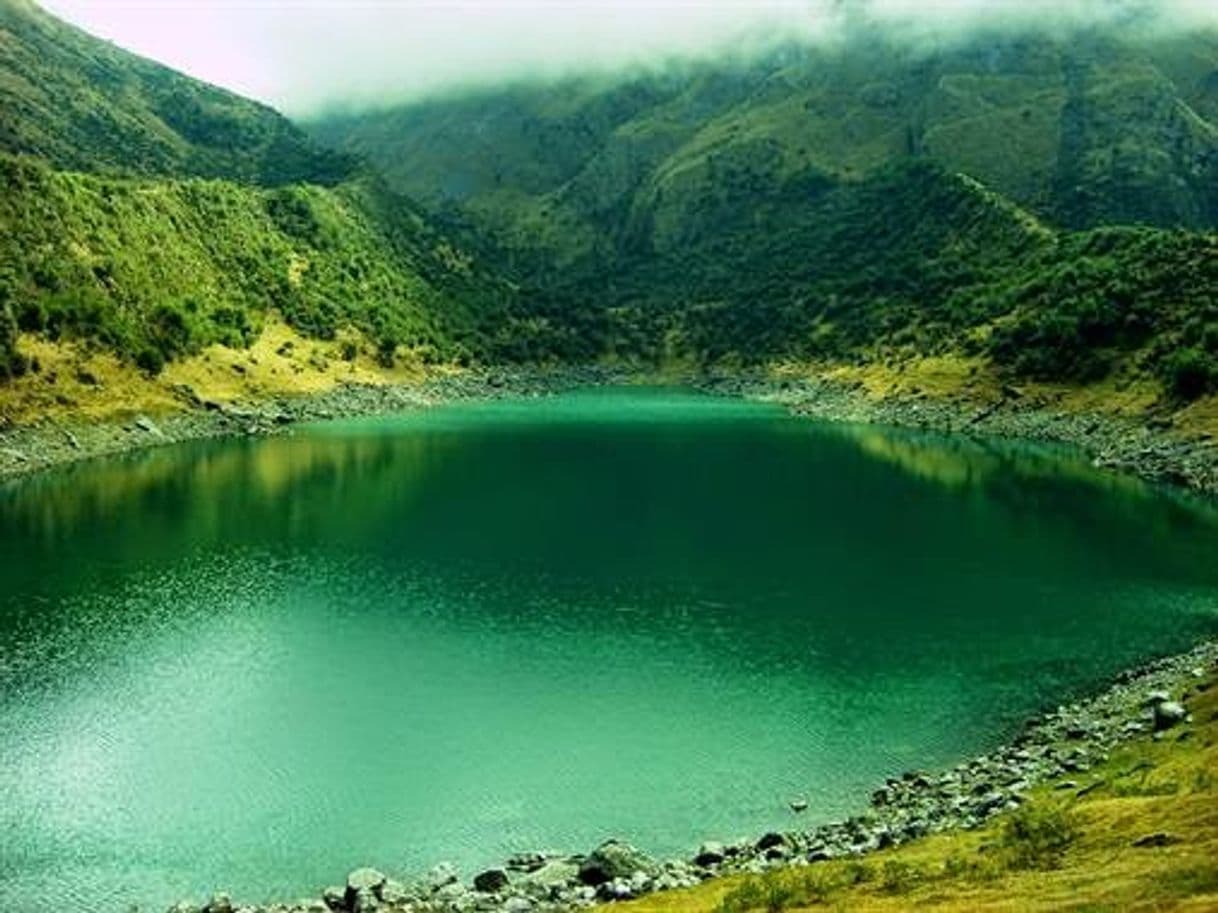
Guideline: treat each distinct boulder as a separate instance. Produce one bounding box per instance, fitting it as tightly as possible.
[321,886,346,911]
[577,840,657,886]
[426,862,460,892]
[692,841,726,867]
[473,869,510,893]
[1153,700,1187,731]
[203,895,234,913]
[135,415,164,437]
[754,832,788,852]
[505,853,547,873]
[347,869,387,895]
[379,880,410,905]
[522,859,580,890]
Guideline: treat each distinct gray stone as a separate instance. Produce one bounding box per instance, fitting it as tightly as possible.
[204,895,235,913]
[135,415,164,436]
[577,840,656,886]
[693,841,726,867]
[522,859,580,890]
[503,897,533,913]
[321,886,346,912]
[379,880,409,905]
[426,862,459,891]
[1153,700,1187,731]
[505,853,547,873]
[347,869,387,895]
[754,832,788,852]
[473,869,510,893]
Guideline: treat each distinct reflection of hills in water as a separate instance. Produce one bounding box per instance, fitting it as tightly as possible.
[0,429,453,548]
[829,421,1218,538]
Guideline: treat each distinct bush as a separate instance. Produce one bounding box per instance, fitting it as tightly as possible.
[135,347,165,375]
[1163,348,1215,402]
[1000,801,1081,870]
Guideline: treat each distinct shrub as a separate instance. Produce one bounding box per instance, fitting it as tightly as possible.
[1163,348,1214,402]
[1000,801,1081,870]
[135,347,165,376]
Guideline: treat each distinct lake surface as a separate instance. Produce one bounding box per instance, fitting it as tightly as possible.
[2,388,1218,912]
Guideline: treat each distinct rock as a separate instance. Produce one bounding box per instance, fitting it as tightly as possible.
[321,886,346,911]
[788,797,809,813]
[1153,700,1187,731]
[434,881,468,902]
[692,841,726,867]
[379,879,409,905]
[754,832,788,852]
[168,903,201,913]
[522,859,580,890]
[577,840,656,886]
[135,415,164,436]
[203,895,235,913]
[503,897,533,913]
[473,869,510,893]
[347,869,387,895]
[505,853,547,873]
[1133,832,1180,848]
[426,862,459,891]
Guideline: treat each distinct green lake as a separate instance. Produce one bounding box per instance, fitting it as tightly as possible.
[2,388,1217,912]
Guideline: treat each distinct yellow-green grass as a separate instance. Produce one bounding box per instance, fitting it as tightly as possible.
[0,316,441,427]
[616,672,1218,913]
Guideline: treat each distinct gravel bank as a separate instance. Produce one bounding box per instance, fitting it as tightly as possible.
[696,372,1218,496]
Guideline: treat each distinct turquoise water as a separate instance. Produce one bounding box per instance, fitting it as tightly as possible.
[2,388,1217,912]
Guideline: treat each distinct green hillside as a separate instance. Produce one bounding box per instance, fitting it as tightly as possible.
[0,0,510,383]
[0,0,352,185]
[312,28,1218,246]
[0,154,514,380]
[2,0,1218,405]
[309,24,1218,397]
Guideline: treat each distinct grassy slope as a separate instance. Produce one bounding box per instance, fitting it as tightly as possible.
[0,0,352,185]
[617,670,1218,913]
[0,0,517,393]
[0,154,510,381]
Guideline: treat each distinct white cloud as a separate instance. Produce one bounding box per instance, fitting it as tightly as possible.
[37,0,1218,115]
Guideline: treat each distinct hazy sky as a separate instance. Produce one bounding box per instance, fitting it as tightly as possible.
[38,0,1218,115]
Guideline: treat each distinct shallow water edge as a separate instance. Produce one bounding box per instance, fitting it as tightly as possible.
[167,641,1218,913]
[2,366,1216,497]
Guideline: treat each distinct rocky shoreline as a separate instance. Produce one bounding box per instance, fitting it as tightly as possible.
[3,366,1216,497]
[695,372,1218,497]
[0,366,626,483]
[167,641,1216,913]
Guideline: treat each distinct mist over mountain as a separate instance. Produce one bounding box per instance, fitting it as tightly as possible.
[38,0,1218,115]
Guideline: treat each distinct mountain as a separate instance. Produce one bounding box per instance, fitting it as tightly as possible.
[310,24,1218,395]
[0,0,511,383]
[0,0,353,185]
[1,0,1216,407]
[312,27,1218,253]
